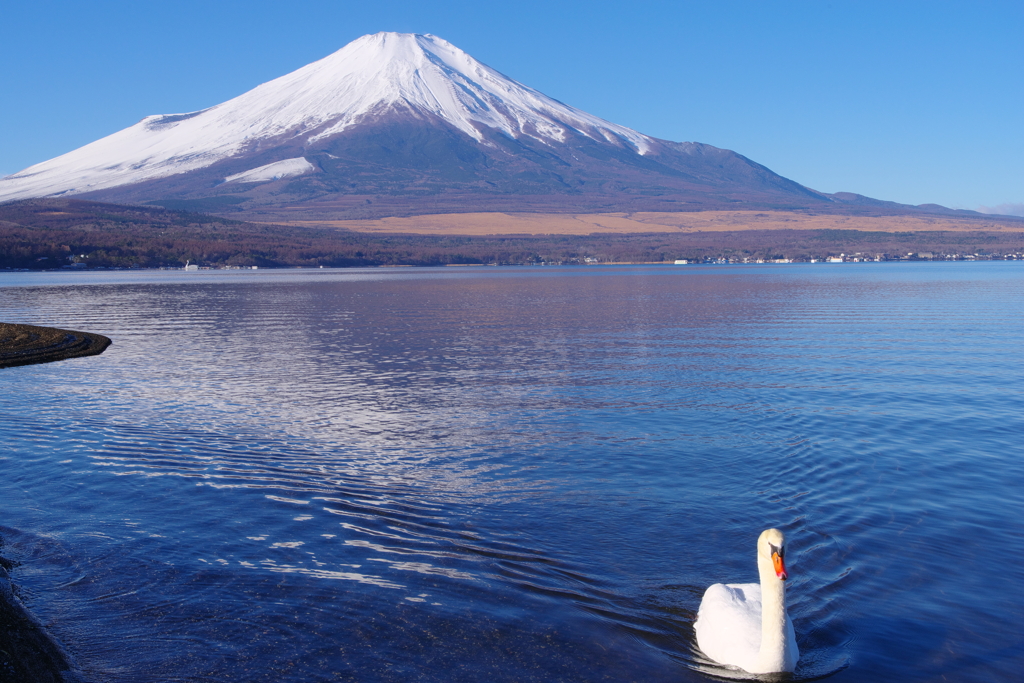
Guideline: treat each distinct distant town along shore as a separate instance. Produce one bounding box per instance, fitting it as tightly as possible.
[0,323,111,369]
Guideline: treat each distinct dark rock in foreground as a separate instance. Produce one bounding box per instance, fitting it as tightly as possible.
[0,552,83,682]
[0,323,111,369]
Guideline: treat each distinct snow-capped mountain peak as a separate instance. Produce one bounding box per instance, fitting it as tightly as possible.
[289,32,653,149]
[0,32,653,202]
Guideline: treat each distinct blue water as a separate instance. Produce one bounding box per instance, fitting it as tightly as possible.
[1,263,1022,682]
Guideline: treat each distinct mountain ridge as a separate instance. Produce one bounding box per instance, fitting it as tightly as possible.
[0,32,978,221]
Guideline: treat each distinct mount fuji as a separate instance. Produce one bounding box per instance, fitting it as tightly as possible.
[0,32,910,220]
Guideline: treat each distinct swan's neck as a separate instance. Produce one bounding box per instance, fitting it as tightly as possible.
[756,554,789,672]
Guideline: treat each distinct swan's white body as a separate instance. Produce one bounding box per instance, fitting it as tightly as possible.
[694,529,799,674]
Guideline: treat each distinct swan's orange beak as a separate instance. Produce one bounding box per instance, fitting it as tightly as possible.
[772,551,788,580]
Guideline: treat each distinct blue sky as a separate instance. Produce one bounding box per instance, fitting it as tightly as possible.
[2,0,1021,213]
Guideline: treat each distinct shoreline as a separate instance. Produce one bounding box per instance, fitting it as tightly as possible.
[0,547,84,682]
[0,323,111,369]
[4,256,1023,276]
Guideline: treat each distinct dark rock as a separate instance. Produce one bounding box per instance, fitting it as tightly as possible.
[0,323,111,369]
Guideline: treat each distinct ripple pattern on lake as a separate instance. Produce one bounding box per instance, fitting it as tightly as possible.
[1,263,1022,682]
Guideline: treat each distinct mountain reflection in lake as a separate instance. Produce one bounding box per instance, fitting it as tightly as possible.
[1,263,1022,682]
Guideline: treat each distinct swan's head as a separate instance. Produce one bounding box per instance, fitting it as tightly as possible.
[758,528,788,581]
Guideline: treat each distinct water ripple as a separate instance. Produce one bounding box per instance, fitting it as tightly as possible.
[2,263,1023,681]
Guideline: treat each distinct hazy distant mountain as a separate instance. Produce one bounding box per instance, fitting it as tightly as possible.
[0,33,980,220]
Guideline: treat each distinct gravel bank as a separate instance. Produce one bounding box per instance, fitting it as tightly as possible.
[0,323,110,369]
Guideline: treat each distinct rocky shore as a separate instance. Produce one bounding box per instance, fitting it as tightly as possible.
[0,547,84,682]
[2,323,107,680]
[0,323,110,369]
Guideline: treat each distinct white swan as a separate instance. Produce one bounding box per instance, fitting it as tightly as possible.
[694,528,799,674]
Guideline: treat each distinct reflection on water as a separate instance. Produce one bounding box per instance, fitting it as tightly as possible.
[1,263,1022,682]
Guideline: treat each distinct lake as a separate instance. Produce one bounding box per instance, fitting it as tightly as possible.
[1,262,1022,682]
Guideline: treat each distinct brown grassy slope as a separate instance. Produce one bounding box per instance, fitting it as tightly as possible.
[3,199,1023,267]
[273,210,1024,236]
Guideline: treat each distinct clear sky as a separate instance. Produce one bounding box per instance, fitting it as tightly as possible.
[2,0,1021,214]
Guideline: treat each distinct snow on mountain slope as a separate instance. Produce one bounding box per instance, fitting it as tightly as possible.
[224,158,314,184]
[0,33,654,202]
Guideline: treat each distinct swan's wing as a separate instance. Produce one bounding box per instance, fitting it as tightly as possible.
[694,583,762,672]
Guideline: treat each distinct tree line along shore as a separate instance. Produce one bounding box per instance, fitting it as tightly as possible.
[3,199,1023,271]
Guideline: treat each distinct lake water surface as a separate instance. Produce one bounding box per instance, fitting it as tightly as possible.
[1,263,1022,682]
